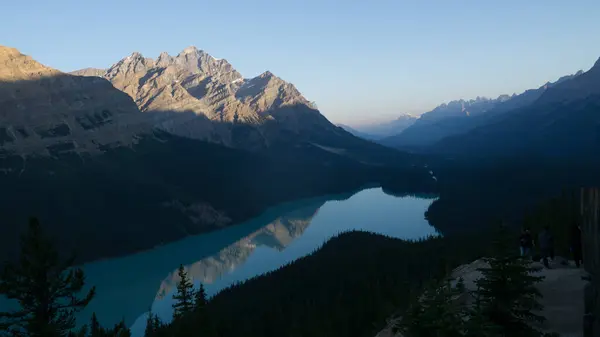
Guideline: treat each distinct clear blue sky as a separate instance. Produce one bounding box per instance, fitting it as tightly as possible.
[3,0,600,125]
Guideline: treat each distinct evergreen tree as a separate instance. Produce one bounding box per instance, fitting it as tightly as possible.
[395,278,466,337]
[0,218,95,337]
[143,308,164,337]
[474,225,545,337]
[109,320,131,337]
[90,313,101,337]
[68,315,132,337]
[144,309,155,337]
[151,315,161,333]
[194,283,207,312]
[172,265,194,320]
[462,288,502,337]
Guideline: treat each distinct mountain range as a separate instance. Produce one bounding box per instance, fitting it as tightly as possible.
[379,70,586,151]
[0,45,432,263]
[70,47,343,152]
[433,58,600,161]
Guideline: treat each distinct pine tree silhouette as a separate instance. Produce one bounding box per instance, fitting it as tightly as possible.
[475,225,545,337]
[90,313,100,337]
[0,217,95,337]
[194,283,207,312]
[172,264,195,320]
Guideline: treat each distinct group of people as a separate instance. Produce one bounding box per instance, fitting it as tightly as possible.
[519,223,583,268]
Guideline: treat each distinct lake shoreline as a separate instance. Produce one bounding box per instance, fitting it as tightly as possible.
[73,187,437,332]
[76,183,379,267]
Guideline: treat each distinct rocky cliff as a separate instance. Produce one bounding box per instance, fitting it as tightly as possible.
[70,47,336,151]
[0,45,150,157]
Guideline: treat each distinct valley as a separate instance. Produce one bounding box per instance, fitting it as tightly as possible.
[66,187,436,335]
[0,45,435,264]
[2,7,600,335]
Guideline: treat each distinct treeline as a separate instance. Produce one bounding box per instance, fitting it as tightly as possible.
[173,229,493,337]
[2,215,562,337]
[426,157,600,237]
[1,217,493,337]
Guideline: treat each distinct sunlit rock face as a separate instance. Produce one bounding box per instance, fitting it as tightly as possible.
[69,47,343,152]
[0,45,150,157]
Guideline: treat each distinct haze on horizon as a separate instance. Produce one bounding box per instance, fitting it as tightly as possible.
[2,0,600,126]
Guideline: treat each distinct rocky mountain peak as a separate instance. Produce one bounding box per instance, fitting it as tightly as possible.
[259,71,275,79]
[105,52,152,80]
[171,46,241,80]
[0,45,59,81]
[68,45,333,150]
[70,68,106,77]
[235,70,307,112]
[0,45,22,64]
[156,51,173,67]
[587,57,600,74]
[396,113,416,121]
[181,46,200,54]
[497,94,512,102]
[535,57,600,105]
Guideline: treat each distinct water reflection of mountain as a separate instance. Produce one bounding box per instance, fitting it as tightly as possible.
[155,202,325,300]
[78,188,356,328]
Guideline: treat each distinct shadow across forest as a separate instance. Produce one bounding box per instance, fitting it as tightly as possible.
[0,76,436,265]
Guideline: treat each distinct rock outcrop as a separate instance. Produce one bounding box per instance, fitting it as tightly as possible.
[374,258,586,337]
[0,45,150,157]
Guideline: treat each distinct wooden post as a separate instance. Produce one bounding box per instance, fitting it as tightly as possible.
[581,187,600,337]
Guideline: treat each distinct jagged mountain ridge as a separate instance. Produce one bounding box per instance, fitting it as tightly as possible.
[70,46,420,166]
[431,57,600,160]
[344,114,418,140]
[70,47,329,151]
[380,70,584,149]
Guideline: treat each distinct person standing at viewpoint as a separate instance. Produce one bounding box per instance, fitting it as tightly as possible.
[538,225,555,268]
[571,222,583,268]
[519,228,534,258]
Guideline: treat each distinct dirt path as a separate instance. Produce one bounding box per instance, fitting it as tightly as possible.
[534,259,586,336]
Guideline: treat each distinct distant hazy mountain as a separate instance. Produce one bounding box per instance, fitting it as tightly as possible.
[337,124,379,140]
[380,71,583,150]
[344,114,417,140]
[70,67,106,77]
[432,57,600,161]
